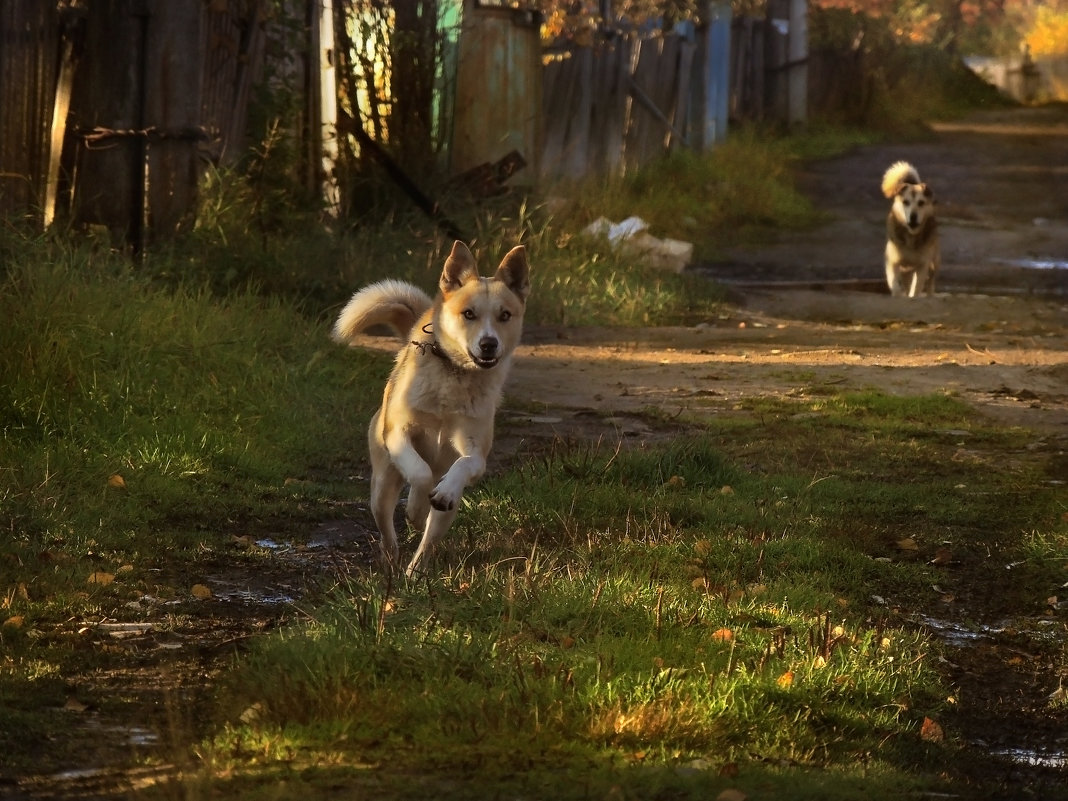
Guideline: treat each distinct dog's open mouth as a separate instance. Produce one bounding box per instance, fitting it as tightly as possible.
[470,353,499,368]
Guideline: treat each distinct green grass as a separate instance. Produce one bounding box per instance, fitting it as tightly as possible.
[1,112,1064,798]
[194,399,1063,800]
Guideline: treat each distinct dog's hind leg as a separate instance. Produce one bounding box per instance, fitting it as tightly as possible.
[369,434,404,569]
[406,506,459,578]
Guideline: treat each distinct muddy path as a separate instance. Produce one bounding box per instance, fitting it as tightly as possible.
[10,105,1067,799]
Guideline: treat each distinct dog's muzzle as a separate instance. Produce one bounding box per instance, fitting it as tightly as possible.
[471,336,499,368]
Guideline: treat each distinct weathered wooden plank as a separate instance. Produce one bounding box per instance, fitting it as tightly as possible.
[143,0,204,240]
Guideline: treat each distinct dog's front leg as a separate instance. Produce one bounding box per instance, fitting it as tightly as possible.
[907,266,927,298]
[406,506,459,577]
[429,450,486,512]
[386,433,434,530]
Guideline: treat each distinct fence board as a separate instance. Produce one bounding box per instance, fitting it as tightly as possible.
[0,0,60,222]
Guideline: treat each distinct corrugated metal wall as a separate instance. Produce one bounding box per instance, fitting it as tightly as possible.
[451,0,542,183]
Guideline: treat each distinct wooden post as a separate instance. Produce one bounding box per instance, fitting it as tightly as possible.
[787,0,807,124]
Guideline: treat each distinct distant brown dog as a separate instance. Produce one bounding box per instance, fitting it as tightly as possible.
[332,241,530,576]
[882,161,939,297]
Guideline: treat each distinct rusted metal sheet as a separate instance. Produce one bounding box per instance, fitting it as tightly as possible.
[0,0,60,223]
[451,0,541,184]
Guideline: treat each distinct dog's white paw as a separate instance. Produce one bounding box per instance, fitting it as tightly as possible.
[429,478,463,512]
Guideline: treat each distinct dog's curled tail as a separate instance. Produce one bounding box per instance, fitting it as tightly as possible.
[881,161,921,198]
[332,279,433,344]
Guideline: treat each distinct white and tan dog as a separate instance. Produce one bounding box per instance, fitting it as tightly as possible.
[332,241,530,576]
[882,161,939,297]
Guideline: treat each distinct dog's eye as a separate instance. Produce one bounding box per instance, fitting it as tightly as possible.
[499,310,512,322]
[462,309,476,321]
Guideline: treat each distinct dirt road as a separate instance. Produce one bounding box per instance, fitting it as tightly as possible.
[509,104,1068,440]
[500,103,1068,797]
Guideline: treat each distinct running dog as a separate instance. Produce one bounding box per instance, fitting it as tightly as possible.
[882,161,939,297]
[332,241,530,576]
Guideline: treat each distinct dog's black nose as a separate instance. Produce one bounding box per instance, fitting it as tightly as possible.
[478,336,498,357]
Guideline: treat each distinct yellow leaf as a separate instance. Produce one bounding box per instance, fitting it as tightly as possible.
[666,475,686,487]
[191,584,212,600]
[694,540,713,556]
[711,627,734,642]
[812,655,827,669]
[16,583,30,601]
[896,537,919,551]
[777,670,794,688]
[107,474,126,489]
[87,571,115,586]
[560,635,575,649]
[719,485,735,495]
[691,577,708,591]
[3,615,24,629]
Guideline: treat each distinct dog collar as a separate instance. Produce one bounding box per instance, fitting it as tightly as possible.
[411,322,457,367]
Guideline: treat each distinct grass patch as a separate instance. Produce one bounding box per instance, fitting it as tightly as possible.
[198,396,1064,799]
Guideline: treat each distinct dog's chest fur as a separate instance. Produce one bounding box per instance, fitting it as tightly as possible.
[886,213,937,263]
[387,344,508,421]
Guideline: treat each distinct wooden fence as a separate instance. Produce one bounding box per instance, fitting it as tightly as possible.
[539,29,710,183]
[0,0,266,245]
[1,1,808,240]
[0,0,62,222]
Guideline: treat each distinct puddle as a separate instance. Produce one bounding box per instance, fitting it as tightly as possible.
[989,747,1068,769]
[993,257,1068,271]
[917,615,1004,646]
[207,579,296,606]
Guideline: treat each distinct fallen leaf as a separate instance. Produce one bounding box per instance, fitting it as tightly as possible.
[666,475,686,487]
[87,571,115,586]
[191,584,212,600]
[64,697,89,713]
[896,537,919,551]
[719,485,735,495]
[777,670,794,688]
[812,655,827,669]
[711,627,734,642]
[718,762,739,778]
[16,583,30,601]
[920,716,944,742]
[3,615,24,629]
[107,474,126,489]
[694,540,713,556]
[716,789,747,801]
[930,547,955,565]
[560,635,576,649]
[691,577,709,591]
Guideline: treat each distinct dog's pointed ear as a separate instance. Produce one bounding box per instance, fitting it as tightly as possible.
[494,245,530,303]
[440,241,479,295]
